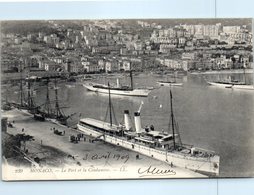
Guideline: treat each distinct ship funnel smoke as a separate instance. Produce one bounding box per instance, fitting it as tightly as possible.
[124,110,132,130]
[134,112,142,134]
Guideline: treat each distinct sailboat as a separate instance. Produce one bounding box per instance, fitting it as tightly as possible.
[157,71,183,87]
[83,71,151,97]
[77,85,220,176]
[207,68,254,90]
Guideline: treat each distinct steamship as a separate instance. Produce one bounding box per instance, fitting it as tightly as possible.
[83,71,151,97]
[77,83,220,176]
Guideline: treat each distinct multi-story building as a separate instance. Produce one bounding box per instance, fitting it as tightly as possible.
[182,52,196,60]
[98,59,106,71]
[44,61,60,71]
[43,36,53,44]
[194,25,204,38]
[122,60,131,71]
[105,60,118,73]
[203,25,220,39]
[223,26,241,34]
[159,44,177,53]
[134,41,143,51]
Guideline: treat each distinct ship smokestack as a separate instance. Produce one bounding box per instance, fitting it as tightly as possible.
[134,112,142,134]
[124,110,132,130]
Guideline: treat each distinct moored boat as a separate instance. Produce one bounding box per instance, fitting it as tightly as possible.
[83,71,151,97]
[83,82,151,97]
[207,68,254,90]
[207,81,254,90]
[207,81,234,88]
[157,81,183,87]
[232,84,254,90]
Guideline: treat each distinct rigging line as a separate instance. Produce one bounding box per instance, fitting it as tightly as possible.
[111,102,118,125]
[104,104,109,122]
[175,120,182,146]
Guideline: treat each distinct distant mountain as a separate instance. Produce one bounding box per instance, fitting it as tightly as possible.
[1,18,252,35]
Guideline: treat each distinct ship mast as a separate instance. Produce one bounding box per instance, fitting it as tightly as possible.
[108,82,113,126]
[105,82,117,127]
[44,78,51,116]
[170,89,176,150]
[130,70,134,90]
[19,64,24,107]
[54,78,63,119]
[27,79,34,109]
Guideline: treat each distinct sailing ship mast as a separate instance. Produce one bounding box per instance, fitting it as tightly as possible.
[26,79,36,111]
[53,78,69,123]
[54,78,61,118]
[43,78,51,116]
[19,65,24,107]
[170,89,176,150]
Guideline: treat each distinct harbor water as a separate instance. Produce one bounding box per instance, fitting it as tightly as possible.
[6,72,254,177]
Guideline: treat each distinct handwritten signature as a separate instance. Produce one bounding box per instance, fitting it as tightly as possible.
[138,165,176,177]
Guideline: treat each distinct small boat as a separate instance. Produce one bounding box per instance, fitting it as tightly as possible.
[157,81,183,87]
[83,75,94,80]
[232,84,254,90]
[65,84,75,88]
[34,113,45,121]
[207,81,234,88]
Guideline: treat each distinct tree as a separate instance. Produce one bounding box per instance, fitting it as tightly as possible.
[15,134,34,151]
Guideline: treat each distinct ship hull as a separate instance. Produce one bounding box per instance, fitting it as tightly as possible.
[232,85,254,90]
[77,124,220,177]
[207,82,254,90]
[207,81,233,88]
[83,84,151,97]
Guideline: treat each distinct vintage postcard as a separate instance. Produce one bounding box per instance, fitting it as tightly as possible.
[1,18,253,180]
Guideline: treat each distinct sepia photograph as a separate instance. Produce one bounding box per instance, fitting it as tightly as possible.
[1,18,253,180]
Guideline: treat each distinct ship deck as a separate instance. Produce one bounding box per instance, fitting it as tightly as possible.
[79,118,217,160]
